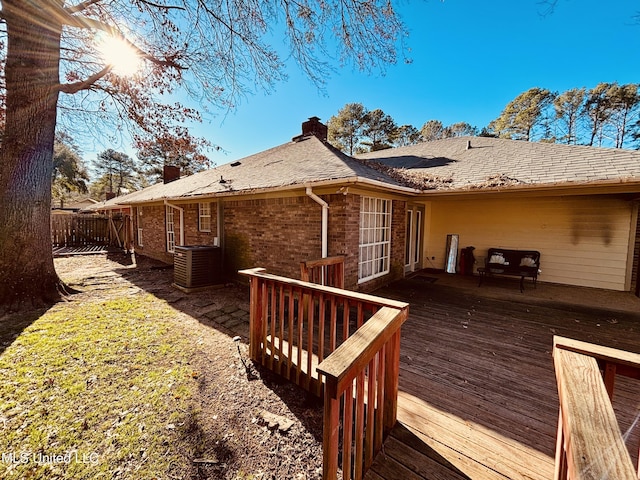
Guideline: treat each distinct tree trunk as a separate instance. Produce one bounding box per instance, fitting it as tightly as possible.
[0,1,66,311]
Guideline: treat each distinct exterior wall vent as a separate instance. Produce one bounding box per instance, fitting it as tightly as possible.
[173,245,222,289]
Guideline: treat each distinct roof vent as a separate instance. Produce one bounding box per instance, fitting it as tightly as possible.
[466,140,471,150]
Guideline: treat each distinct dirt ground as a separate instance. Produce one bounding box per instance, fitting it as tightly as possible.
[54,252,325,480]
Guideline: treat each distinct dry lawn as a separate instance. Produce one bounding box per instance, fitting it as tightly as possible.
[0,253,324,479]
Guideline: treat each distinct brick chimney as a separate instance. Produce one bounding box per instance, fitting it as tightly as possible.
[163,165,180,184]
[293,116,328,142]
[105,191,116,200]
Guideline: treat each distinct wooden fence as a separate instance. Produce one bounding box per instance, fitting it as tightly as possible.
[51,214,109,247]
[553,336,640,480]
[239,267,409,480]
[51,214,131,249]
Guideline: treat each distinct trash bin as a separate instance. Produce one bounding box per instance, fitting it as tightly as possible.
[459,246,476,276]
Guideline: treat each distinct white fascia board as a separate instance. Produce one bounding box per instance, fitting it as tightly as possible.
[138,177,421,204]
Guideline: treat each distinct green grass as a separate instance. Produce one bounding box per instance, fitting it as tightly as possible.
[0,295,199,479]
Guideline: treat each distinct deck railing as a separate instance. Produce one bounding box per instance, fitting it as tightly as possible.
[239,268,409,480]
[317,306,407,480]
[300,255,346,289]
[553,336,640,480]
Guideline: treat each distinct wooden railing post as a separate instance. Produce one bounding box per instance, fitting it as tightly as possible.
[603,361,616,399]
[246,268,266,362]
[322,379,340,480]
[300,261,311,283]
[553,336,640,480]
[383,329,401,435]
[553,407,568,480]
[300,256,345,289]
[318,306,409,480]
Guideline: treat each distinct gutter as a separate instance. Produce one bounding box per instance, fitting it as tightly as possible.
[417,178,640,199]
[98,175,640,209]
[163,199,185,247]
[305,187,329,258]
[102,176,421,207]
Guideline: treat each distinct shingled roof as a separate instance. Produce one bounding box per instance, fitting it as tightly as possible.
[94,131,640,211]
[357,136,640,192]
[103,134,415,206]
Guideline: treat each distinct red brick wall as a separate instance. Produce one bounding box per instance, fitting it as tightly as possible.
[326,193,406,292]
[326,193,360,289]
[633,206,639,297]
[134,205,173,264]
[182,202,218,245]
[133,202,218,264]
[222,196,322,279]
[133,193,407,292]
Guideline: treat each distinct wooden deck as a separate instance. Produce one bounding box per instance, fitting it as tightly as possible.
[365,275,640,480]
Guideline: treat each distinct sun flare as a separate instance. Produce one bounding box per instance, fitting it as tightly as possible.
[98,35,141,76]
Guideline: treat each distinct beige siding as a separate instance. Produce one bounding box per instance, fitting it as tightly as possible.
[423,195,634,291]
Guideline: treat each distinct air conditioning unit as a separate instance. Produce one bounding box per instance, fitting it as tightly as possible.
[173,245,221,289]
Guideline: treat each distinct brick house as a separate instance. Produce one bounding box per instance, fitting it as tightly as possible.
[99,118,640,296]
[101,118,418,291]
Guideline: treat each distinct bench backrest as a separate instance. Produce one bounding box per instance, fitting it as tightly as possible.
[486,248,541,269]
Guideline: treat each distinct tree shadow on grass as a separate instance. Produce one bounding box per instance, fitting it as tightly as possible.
[169,404,238,480]
[0,309,47,356]
[108,255,327,477]
[111,254,252,341]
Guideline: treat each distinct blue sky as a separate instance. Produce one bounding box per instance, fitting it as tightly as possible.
[89,0,640,166]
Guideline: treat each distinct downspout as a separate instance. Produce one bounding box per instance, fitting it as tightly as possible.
[217,199,224,272]
[163,199,184,247]
[305,187,328,258]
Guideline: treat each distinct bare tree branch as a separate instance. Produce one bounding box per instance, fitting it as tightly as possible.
[136,0,186,11]
[59,65,111,93]
[65,0,103,15]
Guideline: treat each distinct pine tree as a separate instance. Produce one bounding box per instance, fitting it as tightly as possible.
[490,87,556,141]
[327,103,369,155]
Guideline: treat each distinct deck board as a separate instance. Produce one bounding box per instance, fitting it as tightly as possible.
[365,277,640,480]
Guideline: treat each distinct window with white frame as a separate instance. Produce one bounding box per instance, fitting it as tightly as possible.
[137,207,144,247]
[166,206,176,253]
[199,202,211,232]
[358,196,391,283]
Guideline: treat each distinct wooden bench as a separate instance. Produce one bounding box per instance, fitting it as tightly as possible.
[477,248,540,292]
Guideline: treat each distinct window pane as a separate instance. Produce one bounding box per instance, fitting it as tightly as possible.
[199,202,211,232]
[358,196,391,283]
[166,206,176,253]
